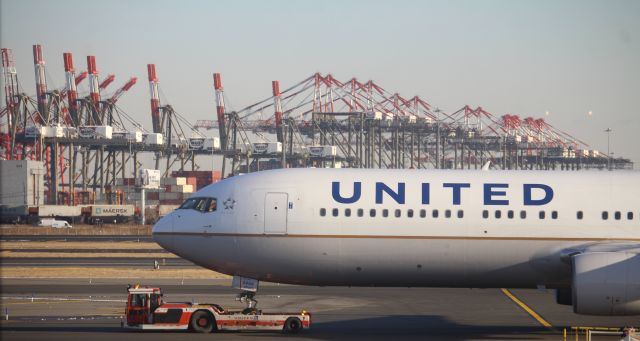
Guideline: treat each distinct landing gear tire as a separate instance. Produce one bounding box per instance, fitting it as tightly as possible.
[242,307,258,315]
[190,311,214,333]
[283,317,302,334]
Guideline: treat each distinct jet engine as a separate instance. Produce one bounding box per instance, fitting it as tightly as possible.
[572,252,640,315]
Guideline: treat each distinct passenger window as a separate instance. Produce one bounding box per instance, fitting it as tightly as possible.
[345,208,351,217]
[628,212,634,220]
[614,211,621,220]
[370,209,376,217]
[432,209,439,218]
[332,208,339,217]
[445,209,451,218]
[494,210,501,219]
[382,209,389,218]
[357,208,364,217]
[420,209,426,218]
[407,209,414,218]
[457,210,463,218]
[539,211,545,219]
[577,211,583,220]
[551,211,558,219]
[507,210,514,219]
[602,211,608,220]
[320,208,326,217]
[520,210,526,219]
[395,209,401,218]
[482,210,489,219]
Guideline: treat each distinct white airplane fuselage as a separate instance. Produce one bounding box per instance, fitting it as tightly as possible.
[153,169,640,289]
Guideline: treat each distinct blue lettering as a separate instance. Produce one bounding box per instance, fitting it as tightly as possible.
[332,181,361,204]
[421,183,430,205]
[484,183,509,205]
[443,183,471,205]
[376,182,405,204]
[523,184,554,205]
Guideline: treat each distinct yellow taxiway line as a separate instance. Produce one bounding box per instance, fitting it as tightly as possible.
[501,288,552,328]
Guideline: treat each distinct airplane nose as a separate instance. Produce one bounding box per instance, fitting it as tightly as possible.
[152,214,174,251]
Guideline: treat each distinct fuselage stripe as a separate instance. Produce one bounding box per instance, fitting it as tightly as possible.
[152,232,640,242]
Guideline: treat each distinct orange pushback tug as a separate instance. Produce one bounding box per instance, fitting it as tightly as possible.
[123,284,310,333]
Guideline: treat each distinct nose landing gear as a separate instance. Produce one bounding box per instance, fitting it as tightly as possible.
[232,275,261,314]
[236,291,259,314]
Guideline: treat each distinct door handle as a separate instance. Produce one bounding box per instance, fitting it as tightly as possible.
[203,224,212,228]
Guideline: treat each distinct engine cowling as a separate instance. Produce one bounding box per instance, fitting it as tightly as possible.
[572,252,640,315]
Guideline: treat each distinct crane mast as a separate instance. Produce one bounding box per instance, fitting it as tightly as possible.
[147,64,161,133]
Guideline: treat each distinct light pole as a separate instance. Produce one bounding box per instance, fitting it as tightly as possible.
[604,128,612,170]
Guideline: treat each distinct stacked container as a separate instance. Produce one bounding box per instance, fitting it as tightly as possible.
[171,170,221,191]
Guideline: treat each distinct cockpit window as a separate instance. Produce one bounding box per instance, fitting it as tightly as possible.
[179,198,199,210]
[207,199,217,212]
[179,197,217,213]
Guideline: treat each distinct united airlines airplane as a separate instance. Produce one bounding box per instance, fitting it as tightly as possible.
[152,168,640,316]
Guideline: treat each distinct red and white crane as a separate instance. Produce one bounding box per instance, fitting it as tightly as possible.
[213,73,227,149]
[33,44,48,122]
[272,80,284,143]
[107,77,137,104]
[63,52,79,126]
[86,56,101,124]
[147,64,161,133]
[99,74,116,91]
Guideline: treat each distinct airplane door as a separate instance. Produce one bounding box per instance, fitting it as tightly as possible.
[264,192,288,234]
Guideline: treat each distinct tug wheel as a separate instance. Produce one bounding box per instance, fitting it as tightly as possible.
[283,317,302,334]
[190,310,214,333]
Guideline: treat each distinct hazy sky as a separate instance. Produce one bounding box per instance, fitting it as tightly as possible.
[1,0,639,166]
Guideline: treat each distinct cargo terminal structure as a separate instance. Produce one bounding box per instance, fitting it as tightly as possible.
[0,44,634,222]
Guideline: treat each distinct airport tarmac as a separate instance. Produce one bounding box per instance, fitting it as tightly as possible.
[1,235,153,242]
[1,278,637,341]
[1,257,192,268]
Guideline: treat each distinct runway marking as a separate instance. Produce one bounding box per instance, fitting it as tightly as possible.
[1,296,126,303]
[2,300,85,306]
[500,288,552,328]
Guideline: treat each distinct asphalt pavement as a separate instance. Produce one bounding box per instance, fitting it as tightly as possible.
[1,278,637,341]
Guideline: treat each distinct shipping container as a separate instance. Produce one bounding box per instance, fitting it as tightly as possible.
[253,142,282,154]
[161,177,187,186]
[42,125,65,138]
[24,126,43,138]
[144,133,163,145]
[113,130,143,142]
[308,145,337,157]
[170,184,193,193]
[0,205,29,223]
[365,111,383,120]
[84,204,135,224]
[0,160,45,206]
[158,205,179,217]
[78,126,113,139]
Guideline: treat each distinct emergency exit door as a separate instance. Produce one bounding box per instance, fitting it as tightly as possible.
[264,192,288,234]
